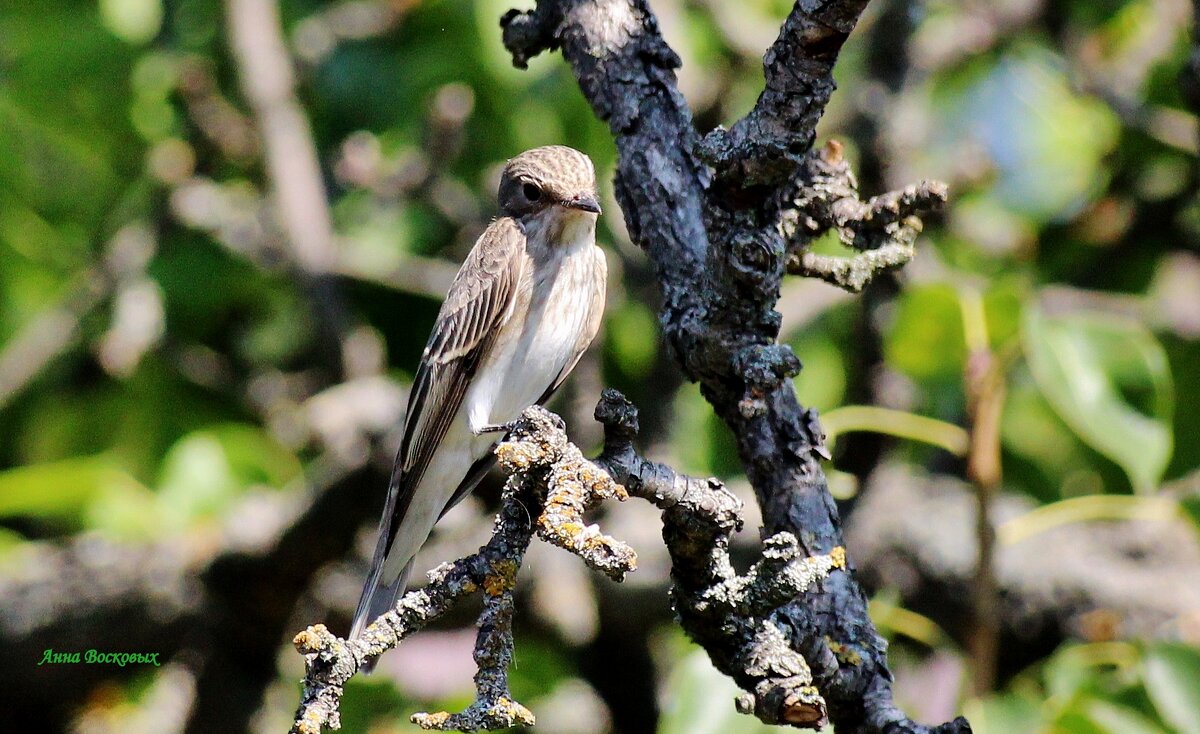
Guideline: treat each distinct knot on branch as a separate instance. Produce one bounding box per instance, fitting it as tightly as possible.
[780,141,948,292]
[728,230,785,288]
[734,344,802,419]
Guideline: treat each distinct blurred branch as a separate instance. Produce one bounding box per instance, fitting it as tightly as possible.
[0,534,196,733]
[332,252,460,301]
[0,222,159,408]
[910,0,1044,71]
[0,452,389,733]
[0,268,108,410]
[500,1,963,732]
[291,394,848,732]
[226,0,337,275]
[226,0,366,381]
[293,0,416,65]
[182,454,388,734]
[959,288,1006,695]
[848,464,1200,678]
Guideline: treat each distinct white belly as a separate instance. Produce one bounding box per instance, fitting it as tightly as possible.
[464,242,598,443]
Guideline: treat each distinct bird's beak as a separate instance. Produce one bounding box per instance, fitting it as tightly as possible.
[562,193,602,214]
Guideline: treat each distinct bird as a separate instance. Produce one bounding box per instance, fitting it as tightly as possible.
[350,145,607,666]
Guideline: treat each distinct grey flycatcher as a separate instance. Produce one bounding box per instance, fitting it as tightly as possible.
[350,145,607,664]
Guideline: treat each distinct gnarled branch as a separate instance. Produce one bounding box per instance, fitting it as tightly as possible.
[290,394,849,732]
[781,141,948,292]
[500,2,963,733]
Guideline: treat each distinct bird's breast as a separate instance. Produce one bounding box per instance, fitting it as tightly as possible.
[465,235,601,434]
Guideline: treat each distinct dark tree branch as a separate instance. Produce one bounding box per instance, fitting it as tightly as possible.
[502,2,964,733]
[698,0,870,193]
[291,396,849,731]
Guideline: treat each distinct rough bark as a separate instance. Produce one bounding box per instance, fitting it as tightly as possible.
[499,1,961,732]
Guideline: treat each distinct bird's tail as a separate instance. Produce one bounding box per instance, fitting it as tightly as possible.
[349,558,414,674]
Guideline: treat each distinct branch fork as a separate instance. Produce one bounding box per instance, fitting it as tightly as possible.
[290,393,849,732]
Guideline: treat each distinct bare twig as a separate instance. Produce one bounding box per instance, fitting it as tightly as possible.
[781,141,947,292]
[0,269,109,410]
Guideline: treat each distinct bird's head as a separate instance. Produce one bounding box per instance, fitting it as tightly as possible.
[498,145,601,221]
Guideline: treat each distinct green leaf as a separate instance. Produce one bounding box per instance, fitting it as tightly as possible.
[156,425,302,525]
[1022,304,1173,493]
[1143,643,1200,734]
[963,692,1042,734]
[821,405,969,456]
[1178,493,1200,535]
[0,455,140,520]
[658,649,780,734]
[1079,698,1168,734]
[885,284,966,382]
[607,299,659,381]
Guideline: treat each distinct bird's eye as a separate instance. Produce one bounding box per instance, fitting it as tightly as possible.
[523,183,542,202]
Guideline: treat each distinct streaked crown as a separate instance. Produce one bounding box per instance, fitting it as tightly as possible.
[498,145,599,217]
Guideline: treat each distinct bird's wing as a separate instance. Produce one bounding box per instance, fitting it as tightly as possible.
[377,217,526,566]
[440,246,606,520]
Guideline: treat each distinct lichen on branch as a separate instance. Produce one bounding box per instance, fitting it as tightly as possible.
[780,141,948,292]
[289,394,849,732]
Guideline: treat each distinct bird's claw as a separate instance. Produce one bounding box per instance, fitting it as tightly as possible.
[473,421,517,436]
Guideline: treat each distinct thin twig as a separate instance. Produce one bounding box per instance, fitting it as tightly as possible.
[960,290,1009,694]
[0,269,109,409]
[781,141,947,292]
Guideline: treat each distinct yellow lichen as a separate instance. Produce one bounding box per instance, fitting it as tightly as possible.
[557,521,585,538]
[296,708,324,734]
[411,710,450,729]
[483,559,519,596]
[492,697,536,726]
[829,546,847,570]
[292,624,329,653]
[826,639,862,666]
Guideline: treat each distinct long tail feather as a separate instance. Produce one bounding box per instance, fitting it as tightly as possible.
[349,558,414,674]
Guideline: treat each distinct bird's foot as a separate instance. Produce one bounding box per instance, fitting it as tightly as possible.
[472,421,518,436]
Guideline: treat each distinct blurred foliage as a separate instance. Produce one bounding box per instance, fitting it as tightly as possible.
[1,0,1199,732]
